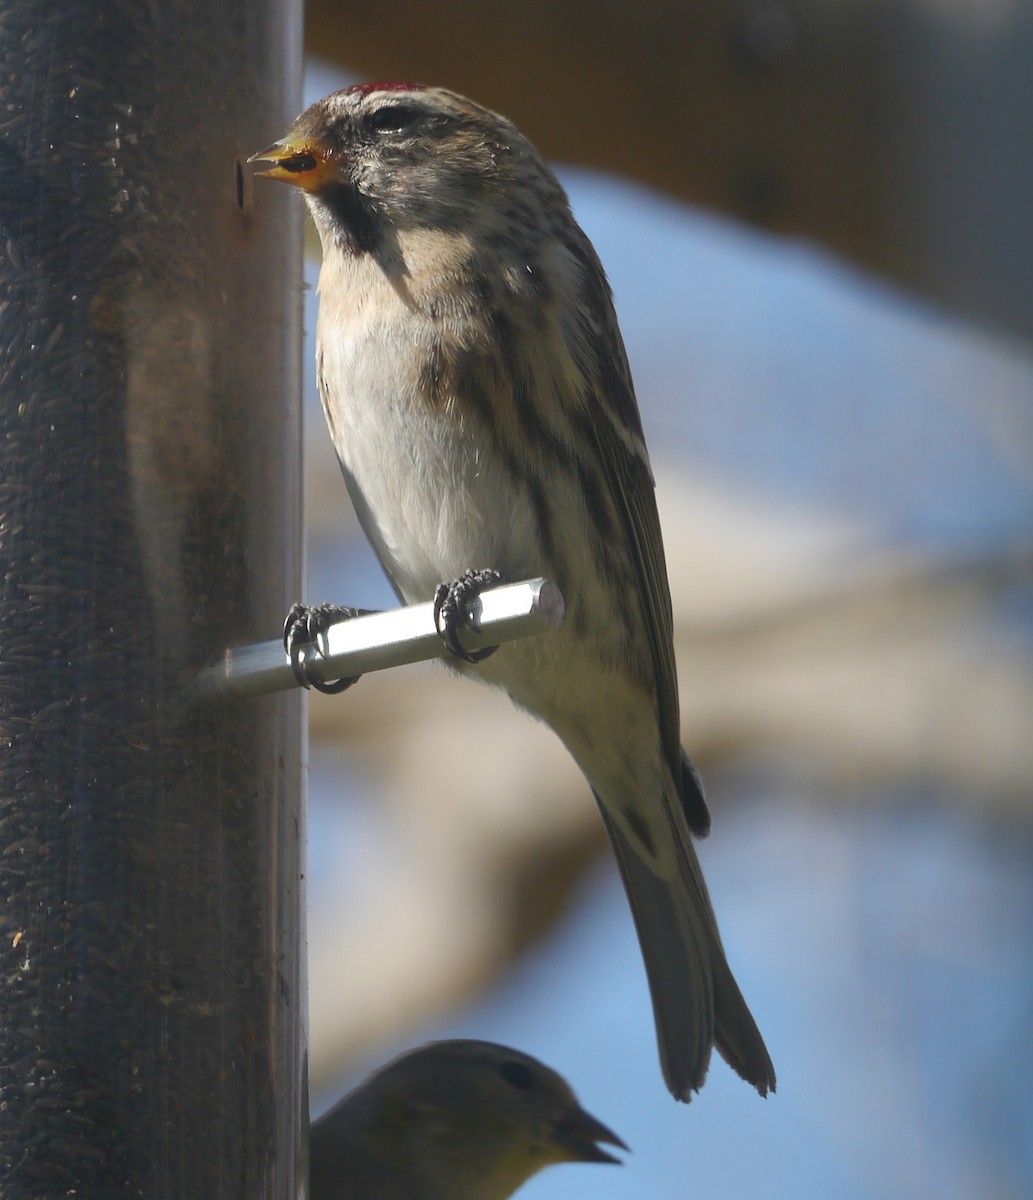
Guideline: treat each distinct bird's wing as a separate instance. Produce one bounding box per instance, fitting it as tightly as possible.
[568,233,709,835]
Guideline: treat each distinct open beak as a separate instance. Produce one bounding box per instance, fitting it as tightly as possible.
[247,135,337,191]
[552,1106,629,1166]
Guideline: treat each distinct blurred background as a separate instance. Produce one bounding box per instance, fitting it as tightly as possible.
[295,5,1033,1198]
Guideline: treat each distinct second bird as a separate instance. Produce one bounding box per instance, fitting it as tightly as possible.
[253,83,775,1102]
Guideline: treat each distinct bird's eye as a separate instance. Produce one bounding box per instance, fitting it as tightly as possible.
[366,104,422,135]
[498,1061,535,1091]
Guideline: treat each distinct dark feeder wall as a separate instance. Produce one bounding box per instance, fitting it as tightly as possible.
[0,3,304,1196]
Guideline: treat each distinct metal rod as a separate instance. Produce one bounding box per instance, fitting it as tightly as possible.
[201,578,566,697]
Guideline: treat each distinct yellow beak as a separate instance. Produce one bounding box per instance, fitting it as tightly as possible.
[247,136,337,192]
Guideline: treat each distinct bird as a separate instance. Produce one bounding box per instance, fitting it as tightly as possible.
[251,83,776,1101]
[308,1039,626,1200]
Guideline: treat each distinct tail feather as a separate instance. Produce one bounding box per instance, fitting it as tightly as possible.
[713,953,777,1095]
[595,780,775,1102]
[598,802,713,1099]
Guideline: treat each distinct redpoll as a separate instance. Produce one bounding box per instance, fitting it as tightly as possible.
[252,84,775,1101]
[309,1040,625,1200]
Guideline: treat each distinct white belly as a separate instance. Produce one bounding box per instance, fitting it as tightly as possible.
[318,298,554,607]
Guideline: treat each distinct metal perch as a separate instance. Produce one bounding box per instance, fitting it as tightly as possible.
[201,577,566,697]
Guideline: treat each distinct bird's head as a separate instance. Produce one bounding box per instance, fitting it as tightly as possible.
[250,83,560,255]
[359,1040,627,1199]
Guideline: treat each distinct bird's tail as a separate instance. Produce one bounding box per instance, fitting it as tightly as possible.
[595,778,775,1102]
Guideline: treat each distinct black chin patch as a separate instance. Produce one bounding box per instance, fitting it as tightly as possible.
[318,183,381,254]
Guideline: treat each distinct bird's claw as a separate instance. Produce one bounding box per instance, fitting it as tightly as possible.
[432,569,503,663]
[282,602,365,694]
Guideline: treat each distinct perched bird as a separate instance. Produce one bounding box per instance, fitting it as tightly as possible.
[252,83,775,1101]
[308,1040,626,1200]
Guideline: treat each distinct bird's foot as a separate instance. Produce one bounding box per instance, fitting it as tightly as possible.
[282,602,367,694]
[432,569,503,663]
